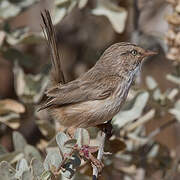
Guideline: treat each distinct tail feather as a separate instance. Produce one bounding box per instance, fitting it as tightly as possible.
[39,10,65,111]
[41,10,65,85]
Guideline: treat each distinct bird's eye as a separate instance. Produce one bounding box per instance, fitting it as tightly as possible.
[131,50,137,56]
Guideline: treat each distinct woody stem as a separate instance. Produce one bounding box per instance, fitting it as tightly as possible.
[92,131,106,180]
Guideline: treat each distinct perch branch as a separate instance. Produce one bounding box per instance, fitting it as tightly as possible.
[92,131,106,180]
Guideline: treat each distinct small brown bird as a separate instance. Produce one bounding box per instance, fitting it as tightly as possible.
[39,10,157,129]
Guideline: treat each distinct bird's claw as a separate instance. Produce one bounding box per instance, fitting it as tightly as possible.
[78,145,104,172]
[91,156,104,172]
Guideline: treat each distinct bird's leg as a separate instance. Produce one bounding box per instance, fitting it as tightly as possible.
[97,120,113,139]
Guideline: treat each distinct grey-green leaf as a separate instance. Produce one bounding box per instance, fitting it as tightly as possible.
[44,148,62,171]
[169,100,180,121]
[22,170,33,180]
[61,169,74,179]
[145,76,158,90]
[40,170,52,180]
[24,145,42,162]
[70,154,81,168]
[31,158,44,178]
[13,131,27,152]
[15,158,29,179]
[64,139,77,148]
[0,151,23,164]
[0,161,16,180]
[56,132,71,154]
[74,128,90,147]
[0,113,20,129]
[112,92,149,129]
[0,145,7,157]
[61,155,81,179]
[78,0,88,9]
[92,0,127,33]
[0,0,40,20]
[13,62,49,103]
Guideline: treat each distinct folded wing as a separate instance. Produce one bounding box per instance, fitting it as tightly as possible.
[38,75,120,111]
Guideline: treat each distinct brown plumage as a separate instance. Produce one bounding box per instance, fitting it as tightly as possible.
[41,10,65,85]
[39,10,157,128]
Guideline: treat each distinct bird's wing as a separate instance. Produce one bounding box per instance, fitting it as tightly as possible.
[38,75,120,111]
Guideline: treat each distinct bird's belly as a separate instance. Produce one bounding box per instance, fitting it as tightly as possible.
[50,80,131,128]
[50,96,124,128]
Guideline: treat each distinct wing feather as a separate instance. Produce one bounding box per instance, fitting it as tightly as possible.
[38,75,121,111]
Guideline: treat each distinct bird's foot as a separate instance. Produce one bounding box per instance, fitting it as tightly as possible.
[97,120,113,139]
[77,145,104,172]
[90,154,104,172]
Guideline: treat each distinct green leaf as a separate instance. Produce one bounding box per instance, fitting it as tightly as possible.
[19,33,44,45]
[0,99,25,115]
[61,169,74,179]
[64,139,77,148]
[169,100,180,121]
[24,145,42,162]
[69,154,81,168]
[153,88,163,101]
[61,155,81,179]
[4,48,35,68]
[15,158,29,179]
[0,161,16,180]
[35,119,56,140]
[44,148,62,171]
[0,151,23,163]
[54,6,67,25]
[13,131,27,152]
[166,74,180,85]
[147,144,159,158]
[16,0,40,8]
[0,1,20,19]
[40,170,52,180]
[92,0,127,33]
[56,132,72,155]
[0,113,20,129]
[145,76,158,90]
[22,170,33,180]
[78,0,88,9]
[74,128,90,147]
[112,92,149,129]
[31,158,44,178]
[55,0,69,6]
[6,28,44,46]
[0,145,7,157]
[0,0,40,20]
[13,62,49,103]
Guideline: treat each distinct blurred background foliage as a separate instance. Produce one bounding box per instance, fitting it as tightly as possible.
[0,0,180,179]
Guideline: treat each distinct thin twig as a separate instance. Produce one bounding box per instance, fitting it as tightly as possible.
[92,131,106,180]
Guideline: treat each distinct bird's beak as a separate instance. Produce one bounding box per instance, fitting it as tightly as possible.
[143,50,158,57]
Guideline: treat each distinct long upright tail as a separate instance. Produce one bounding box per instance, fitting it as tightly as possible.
[41,10,65,85]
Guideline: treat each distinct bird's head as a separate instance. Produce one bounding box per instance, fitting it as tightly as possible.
[98,42,157,75]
